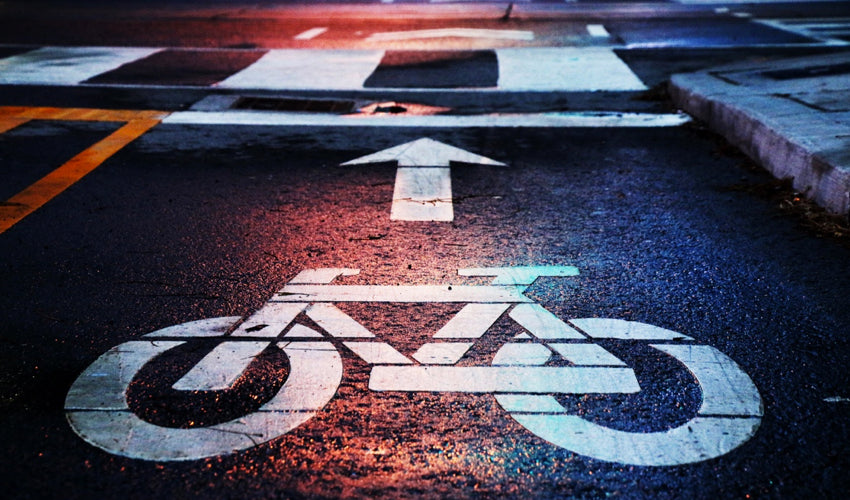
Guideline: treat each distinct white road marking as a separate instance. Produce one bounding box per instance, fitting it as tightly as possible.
[412,342,473,364]
[305,303,374,337]
[341,137,506,222]
[433,303,511,338]
[652,344,763,416]
[344,341,412,364]
[164,111,691,128]
[495,336,763,466]
[65,322,343,460]
[172,341,269,391]
[274,284,534,303]
[294,27,328,40]
[369,365,641,393]
[0,46,654,91]
[284,324,324,338]
[0,46,160,85]
[509,303,586,339]
[491,343,553,366]
[549,343,628,366]
[231,302,307,337]
[288,268,360,284]
[824,396,850,403]
[459,266,580,285]
[341,137,506,168]
[587,24,610,37]
[756,18,850,45]
[495,394,564,413]
[216,49,385,90]
[508,413,761,467]
[496,47,646,91]
[569,318,695,340]
[367,28,534,42]
[64,266,766,465]
[391,167,454,221]
[144,315,241,338]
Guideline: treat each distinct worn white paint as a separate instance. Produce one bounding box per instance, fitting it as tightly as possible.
[344,341,412,364]
[569,318,694,340]
[367,28,534,42]
[495,394,564,413]
[172,341,269,391]
[412,342,473,364]
[391,167,454,221]
[288,268,359,284]
[164,110,690,128]
[491,343,552,366]
[144,316,241,338]
[459,266,580,285]
[549,343,628,366]
[433,303,510,338]
[495,331,763,466]
[284,324,324,338]
[652,344,763,416]
[587,24,610,37]
[64,268,765,466]
[342,138,506,168]
[0,46,161,85]
[216,49,385,90]
[294,27,328,40]
[274,284,533,303]
[65,318,343,461]
[231,302,307,337]
[508,413,761,467]
[510,304,586,339]
[305,303,374,337]
[496,48,647,91]
[369,366,640,393]
[342,138,506,222]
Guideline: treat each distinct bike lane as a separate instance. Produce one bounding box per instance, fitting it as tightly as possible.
[1,121,849,498]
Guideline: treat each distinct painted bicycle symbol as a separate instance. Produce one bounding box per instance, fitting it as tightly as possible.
[65,266,762,466]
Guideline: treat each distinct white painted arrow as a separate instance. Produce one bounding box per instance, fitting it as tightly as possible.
[341,138,506,221]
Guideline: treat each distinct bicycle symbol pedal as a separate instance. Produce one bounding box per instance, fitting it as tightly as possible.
[65,266,762,466]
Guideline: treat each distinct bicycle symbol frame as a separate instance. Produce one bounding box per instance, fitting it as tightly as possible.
[65,266,763,466]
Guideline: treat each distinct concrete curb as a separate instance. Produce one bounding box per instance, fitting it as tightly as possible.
[669,67,850,216]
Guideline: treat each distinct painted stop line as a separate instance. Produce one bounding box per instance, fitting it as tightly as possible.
[65,266,762,465]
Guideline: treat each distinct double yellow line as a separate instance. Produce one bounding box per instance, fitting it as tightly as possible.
[0,107,168,234]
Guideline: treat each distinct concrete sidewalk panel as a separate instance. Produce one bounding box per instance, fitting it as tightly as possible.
[670,55,850,216]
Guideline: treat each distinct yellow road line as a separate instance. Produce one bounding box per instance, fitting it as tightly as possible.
[0,107,168,235]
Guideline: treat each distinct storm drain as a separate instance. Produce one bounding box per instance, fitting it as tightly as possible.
[232,96,357,113]
[763,62,850,80]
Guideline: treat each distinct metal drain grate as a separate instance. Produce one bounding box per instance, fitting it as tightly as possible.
[232,96,357,113]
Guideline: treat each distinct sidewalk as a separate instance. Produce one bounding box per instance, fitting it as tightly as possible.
[669,52,850,216]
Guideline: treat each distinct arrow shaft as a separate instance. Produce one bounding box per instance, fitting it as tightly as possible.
[391,167,453,222]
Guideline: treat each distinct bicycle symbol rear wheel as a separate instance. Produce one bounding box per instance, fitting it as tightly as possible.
[65,317,343,461]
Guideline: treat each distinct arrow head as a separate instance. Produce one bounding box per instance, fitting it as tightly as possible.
[341,138,507,168]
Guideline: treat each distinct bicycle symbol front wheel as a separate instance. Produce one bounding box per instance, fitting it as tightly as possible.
[492,318,763,466]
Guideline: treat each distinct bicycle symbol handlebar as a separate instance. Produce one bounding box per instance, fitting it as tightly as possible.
[65,267,762,466]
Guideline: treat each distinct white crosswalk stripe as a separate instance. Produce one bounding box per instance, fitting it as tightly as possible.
[0,46,647,91]
[215,49,385,90]
[756,18,850,45]
[0,46,161,85]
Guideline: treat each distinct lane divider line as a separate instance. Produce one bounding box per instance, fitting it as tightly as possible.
[0,107,168,235]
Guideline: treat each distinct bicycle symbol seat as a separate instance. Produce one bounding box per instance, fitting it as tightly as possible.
[65,266,762,466]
